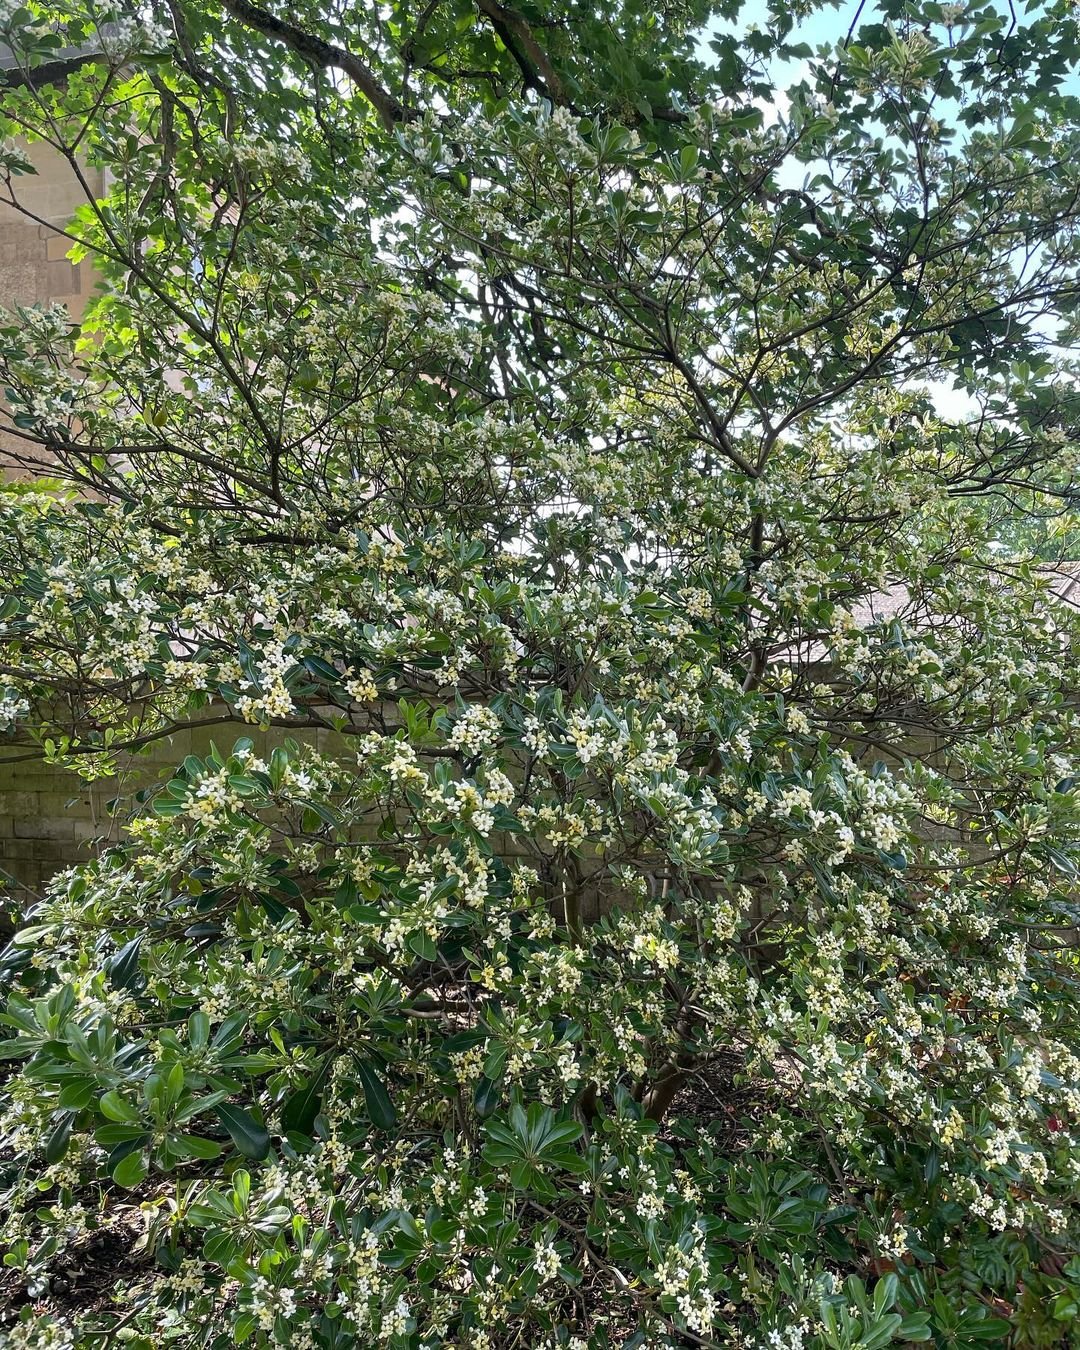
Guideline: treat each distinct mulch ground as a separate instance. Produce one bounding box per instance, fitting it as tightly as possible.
[0,1208,149,1329]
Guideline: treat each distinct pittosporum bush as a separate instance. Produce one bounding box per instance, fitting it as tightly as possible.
[2,0,1080,1344]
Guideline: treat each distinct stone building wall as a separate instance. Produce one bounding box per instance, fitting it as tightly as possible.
[0,709,553,924]
[0,138,99,319]
[0,719,332,912]
[0,757,106,905]
[0,137,102,476]
[0,132,106,905]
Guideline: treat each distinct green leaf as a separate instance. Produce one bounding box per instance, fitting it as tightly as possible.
[280,1061,328,1138]
[44,1111,75,1164]
[112,1148,148,1189]
[99,1090,141,1124]
[356,1060,397,1130]
[474,1074,501,1119]
[95,1125,151,1147]
[105,936,143,990]
[58,1079,97,1110]
[175,1134,224,1160]
[898,1314,933,1342]
[297,798,340,826]
[214,1103,271,1160]
[959,1317,1011,1341]
[407,929,437,962]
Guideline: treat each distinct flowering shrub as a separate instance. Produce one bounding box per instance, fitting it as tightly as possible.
[2,0,1080,1344]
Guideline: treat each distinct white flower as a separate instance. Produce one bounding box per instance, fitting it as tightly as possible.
[533,1238,561,1282]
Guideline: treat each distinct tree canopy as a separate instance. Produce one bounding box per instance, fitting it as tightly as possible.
[2,0,1080,1345]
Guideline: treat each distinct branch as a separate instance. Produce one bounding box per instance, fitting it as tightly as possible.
[219,0,408,130]
[0,54,99,90]
[474,0,565,104]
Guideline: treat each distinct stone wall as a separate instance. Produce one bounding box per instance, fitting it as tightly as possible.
[0,719,330,911]
[0,757,111,903]
[0,138,100,321]
[0,137,102,481]
[0,132,105,908]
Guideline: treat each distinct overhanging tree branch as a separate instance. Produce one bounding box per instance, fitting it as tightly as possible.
[474,0,566,104]
[219,0,408,129]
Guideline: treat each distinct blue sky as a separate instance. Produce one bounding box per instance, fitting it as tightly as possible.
[704,0,867,75]
[699,0,879,95]
[701,0,1080,100]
